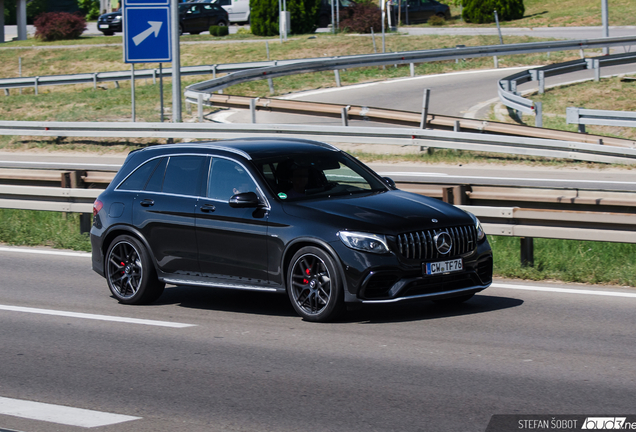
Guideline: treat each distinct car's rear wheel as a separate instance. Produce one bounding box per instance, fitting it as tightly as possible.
[106,235,165,305]
[217,19,228,27]
[287,246,343,322]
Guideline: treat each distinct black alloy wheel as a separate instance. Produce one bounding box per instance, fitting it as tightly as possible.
[287,247,343,322]
[106,235,164,304]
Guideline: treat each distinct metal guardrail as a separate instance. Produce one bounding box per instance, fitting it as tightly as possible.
[203,94,636,148]
[2,178,636,244]
[1,120,636,164]
[567,107,636,130]
[184,36,636,101]
[3,36,636,94]
[498,52,636,126]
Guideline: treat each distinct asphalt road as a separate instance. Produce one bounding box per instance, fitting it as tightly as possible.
[0,247,635,431]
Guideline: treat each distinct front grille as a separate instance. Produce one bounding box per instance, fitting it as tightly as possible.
[396,225,476,260]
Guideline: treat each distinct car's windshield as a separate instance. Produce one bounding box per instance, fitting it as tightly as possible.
[253,151,388,201]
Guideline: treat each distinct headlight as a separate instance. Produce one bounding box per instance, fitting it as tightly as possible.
[113,16,121,22]
[338,231,389,254]
[464,211,485,241]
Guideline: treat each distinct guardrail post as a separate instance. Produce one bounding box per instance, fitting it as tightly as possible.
[534,101,543,128]
[114,81,119,89]
[250,98,257,123]
[34,76,39,95]
[520,237,534,267]
[197,94,203,122]
[410,63,415,77]
[454,120,460,132]
[420,88,431,129]
[268,78,275,94]
[152,69,157,85]
[442,186,468,205]
[341,106,348,126]
[593,59,600,82]
[334,69,341,87]
[494,56,498,68]
[3,89,8,96]
[93,73,98,90]
[61,170,91,234]
[212,64,217,79]
[538,70,545,94]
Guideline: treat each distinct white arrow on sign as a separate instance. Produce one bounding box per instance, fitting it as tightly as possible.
[132,21,163,46]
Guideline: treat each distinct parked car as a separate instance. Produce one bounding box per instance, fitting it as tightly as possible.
[96,3,228,36]
[97,10,122,36]
[178,2,229,34]
[400,0,450,24]
[188,0,250,24]
[91,139,493,322]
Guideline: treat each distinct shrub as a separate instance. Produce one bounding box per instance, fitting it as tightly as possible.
[209,25,230,36]
[236,27,252,35]
[251,0,320,36]
[462,0,524,24]
[250,0,279,36]
[34,12,87,41]
[427,14,446,26]
[339,2,382,34]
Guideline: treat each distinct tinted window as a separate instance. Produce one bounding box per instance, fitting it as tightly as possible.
[208,158,258,201]
[144,157,168,192]
[118,158,161,191]
[162,155,206,196]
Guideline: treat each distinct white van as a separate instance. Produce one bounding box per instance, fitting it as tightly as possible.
[215,0,250,24]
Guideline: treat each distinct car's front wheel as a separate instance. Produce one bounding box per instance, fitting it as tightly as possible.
[105,235,165,305]
[287,246,343,322]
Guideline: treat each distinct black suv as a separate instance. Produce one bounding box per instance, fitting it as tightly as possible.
[91,139,492,321]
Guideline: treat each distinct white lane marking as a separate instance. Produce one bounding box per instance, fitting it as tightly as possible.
[0,396,140,428]
[280,66,532,100]
[378,172,636,186]
[491,283,636,298]
[0,247,90,258]
[0,305,196,328]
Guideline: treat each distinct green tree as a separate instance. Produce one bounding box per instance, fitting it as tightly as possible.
[462,0,524,24]
[78,0,101,20]
[4,0,48,25]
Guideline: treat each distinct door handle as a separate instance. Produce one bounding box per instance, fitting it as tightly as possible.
[140,199,155,207]
[200,204,216,213]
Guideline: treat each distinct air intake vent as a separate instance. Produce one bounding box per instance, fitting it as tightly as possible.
[396,225,476,260]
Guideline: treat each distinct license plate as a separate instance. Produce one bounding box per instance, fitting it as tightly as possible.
[425,258,463,275]
[98,24,107,29]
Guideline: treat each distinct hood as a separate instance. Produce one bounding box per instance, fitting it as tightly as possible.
[99,11,121,19]
[282,190,472,235]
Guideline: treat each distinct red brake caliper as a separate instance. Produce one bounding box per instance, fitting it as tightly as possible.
[303,267,311,284]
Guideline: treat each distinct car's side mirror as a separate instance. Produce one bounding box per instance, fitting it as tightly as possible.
[383,177,397,189]
[229,191,263,208]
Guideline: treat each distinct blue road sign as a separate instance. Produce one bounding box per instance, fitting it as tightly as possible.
[123,5,172,63]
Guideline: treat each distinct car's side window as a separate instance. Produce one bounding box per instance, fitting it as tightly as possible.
[162,155,206,196]
[118,158,162,191]
[208,158,258,201]
[144,157,168,192]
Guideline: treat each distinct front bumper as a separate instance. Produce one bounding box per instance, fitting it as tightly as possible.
[330,239,493,304]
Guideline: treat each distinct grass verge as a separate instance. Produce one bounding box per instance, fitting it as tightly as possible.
[1,209,634,287]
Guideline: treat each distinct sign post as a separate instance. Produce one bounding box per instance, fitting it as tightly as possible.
[123,0,172,121]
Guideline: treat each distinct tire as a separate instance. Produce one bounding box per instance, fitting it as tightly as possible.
[433,293,474,306]
[101,31,114,36]
[105,235,165,305]
[287,246,343,322]
[190,31,201,35]
[178,24,184,35]
[217,20,228,27]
